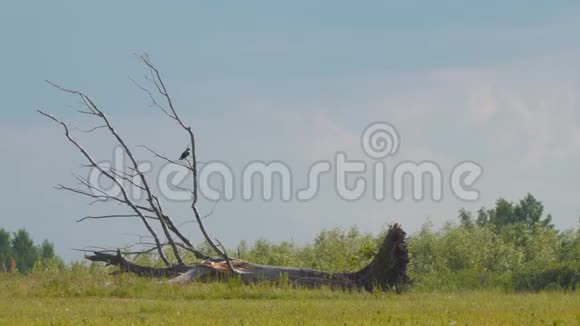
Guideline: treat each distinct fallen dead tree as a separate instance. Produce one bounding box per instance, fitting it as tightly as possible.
[39,54,409,291]
[85,223,408,291]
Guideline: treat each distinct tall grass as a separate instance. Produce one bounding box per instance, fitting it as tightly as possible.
[1,269,578,325]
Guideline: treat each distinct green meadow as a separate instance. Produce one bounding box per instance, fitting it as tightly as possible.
[1,271,578,325]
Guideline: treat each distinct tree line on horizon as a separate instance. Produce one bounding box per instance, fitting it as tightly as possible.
[3,193,578,291]
[231,193,578,291]
[0,228,60,273]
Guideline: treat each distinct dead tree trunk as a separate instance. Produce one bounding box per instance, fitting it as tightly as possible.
[85,224,408,290]
[39,54,409,292]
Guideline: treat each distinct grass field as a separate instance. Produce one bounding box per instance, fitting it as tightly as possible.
[0,272,578,325]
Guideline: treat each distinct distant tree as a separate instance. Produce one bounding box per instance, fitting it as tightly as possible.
[11,229,38,272]
[514,193,553,228]
[491,198,515,226]
[0,228,11,272]
[458,209,473,228]
[33,239,65,272]
[476,207,489,226]
[460,194,554,230]
[0,228,61,273]
[38,239,55,260]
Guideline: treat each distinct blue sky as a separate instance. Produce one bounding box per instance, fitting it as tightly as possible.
[1,2,579,261]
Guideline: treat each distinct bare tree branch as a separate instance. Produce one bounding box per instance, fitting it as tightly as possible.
[72,125,107,133]
[37,109,172,267]
[137,53,225,258]
[215,239,240,274]
[137,145,192,170]
[76,214,158,223]
[129,76,173,119]
[43,84,186,265]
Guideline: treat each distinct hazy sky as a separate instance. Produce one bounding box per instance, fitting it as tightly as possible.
[1,2,579,261]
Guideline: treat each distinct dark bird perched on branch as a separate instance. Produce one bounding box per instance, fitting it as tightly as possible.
[179,146,190,160]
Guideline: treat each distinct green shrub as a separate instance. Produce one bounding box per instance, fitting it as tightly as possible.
[513,262,579,291]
